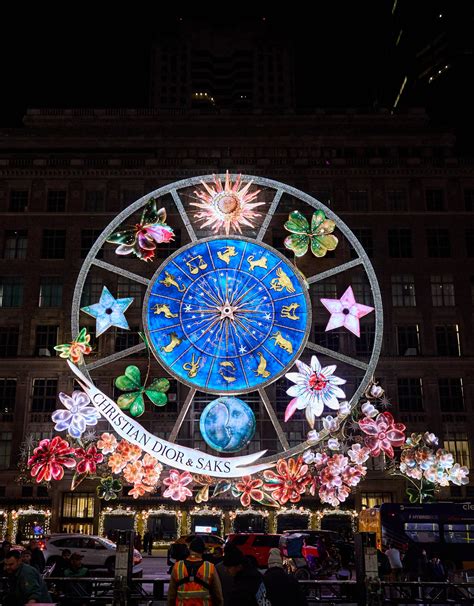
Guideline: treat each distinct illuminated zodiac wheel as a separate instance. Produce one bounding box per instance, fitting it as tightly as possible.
[72,174,383,469]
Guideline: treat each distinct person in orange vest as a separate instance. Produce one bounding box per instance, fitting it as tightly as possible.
[167,536,224,606]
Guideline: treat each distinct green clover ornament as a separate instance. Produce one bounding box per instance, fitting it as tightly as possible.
[114,365,170,417]
[97,476,122,501]
[284,210,338,258]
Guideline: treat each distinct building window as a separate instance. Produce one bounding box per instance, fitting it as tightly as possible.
[46,190,66,212]
[397,378,423,411]
[348,190,369,211]
[313,278,337,301]
[114,327,141,352]
[314,324,340,352]
[0,327,19,357]
[0,277,23,307]
[41,229,66,259]
[31,379,58,413]
[350,229,373,258]
[117,278,142,306]
[120,189,142,210]
[39,277,63,307]
[391,274,416,307]
[81,277,103,307]
[0,379,16,417]
[397,325,420,356]
[426,188,445,211]
[426,229,451,257]
[62,492,95,518]
[4,230,27,259]
[388,229,412,258]
[80,229,103,259]
[466,230,474,257]
[387,190,408,211]
[351,275,372,306]
[435,325,461,357]
[443,434,471,468]
[464,189,474,211]
[430,275,455,306]
[355,324,375,356]
[34,325,59,356]
[84,190,105,212]
[361,492,393,508]
[0,432,12,469]
[438,378,464,412]
[9,190,28,212]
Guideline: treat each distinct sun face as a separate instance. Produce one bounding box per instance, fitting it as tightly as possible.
[191,171,264,234]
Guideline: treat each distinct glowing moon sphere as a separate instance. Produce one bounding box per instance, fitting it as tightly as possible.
[200,397,256,453]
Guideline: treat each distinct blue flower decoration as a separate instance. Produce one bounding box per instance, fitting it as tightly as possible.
[52,391,101,439]
[81,286,133,337]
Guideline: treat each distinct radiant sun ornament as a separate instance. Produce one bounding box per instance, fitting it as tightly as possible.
[191,172,264,234]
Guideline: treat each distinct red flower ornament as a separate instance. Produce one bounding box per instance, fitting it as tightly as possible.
[28,436,76,483]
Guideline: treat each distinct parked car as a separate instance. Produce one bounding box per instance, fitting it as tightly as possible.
[43,534,142,575]
[167,534,224,566]
[225,533,282,568]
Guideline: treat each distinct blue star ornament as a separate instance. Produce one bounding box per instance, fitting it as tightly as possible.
[81,286,133,337]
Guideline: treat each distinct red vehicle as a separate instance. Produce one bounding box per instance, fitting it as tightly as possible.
[225,533,281,568]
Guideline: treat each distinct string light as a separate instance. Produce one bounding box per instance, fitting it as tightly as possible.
[11,507,51,541]
[98,505,138,536]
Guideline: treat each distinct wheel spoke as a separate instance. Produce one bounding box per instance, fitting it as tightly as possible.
[91,259,150,286]
[306,258,363,284]
[171,189,198,242]
[85,342,146,371]
[168,388,196,443]
[257,189,284,241]
[305,341,368,370]
[259,388,290,451]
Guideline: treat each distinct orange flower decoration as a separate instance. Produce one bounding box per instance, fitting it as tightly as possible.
[108,453,127,474]
[123,461,143,484]
[97,433,118,455]
[263,457,312,504]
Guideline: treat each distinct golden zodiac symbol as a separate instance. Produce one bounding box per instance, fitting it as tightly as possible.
[269,331,293,353]
[183,353,202,378]
[247,255,268,272]
[186,255,208,275]
[160,332,182,353]
[159,271,185,292]
[152,303,178,318]
[270,267,295,293]
[254,352,270,378]
[218,360,237,383]
[281,302,300,320]
[217,246,238,265]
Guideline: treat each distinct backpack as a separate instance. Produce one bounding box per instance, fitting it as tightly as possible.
[174,559,214,606]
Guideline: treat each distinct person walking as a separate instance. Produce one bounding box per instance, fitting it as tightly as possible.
[28,539,46,573]
[167,536,224,606]
[3,549,52,604]
[264,547,307,606]
[223,545,271,606]
[385,542,403,581]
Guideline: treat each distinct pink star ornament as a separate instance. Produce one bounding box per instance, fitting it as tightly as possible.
[320,286,374,337]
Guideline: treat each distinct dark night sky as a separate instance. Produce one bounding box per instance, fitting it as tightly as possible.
[1,3,472,145]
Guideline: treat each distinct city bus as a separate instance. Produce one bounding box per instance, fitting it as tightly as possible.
[359,502,474,570]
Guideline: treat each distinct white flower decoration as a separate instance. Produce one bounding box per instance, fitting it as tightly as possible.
[52,391,100,439]
[347,443,370,464]
[361,402,378,418]
[323,415,340,433]
[328,438,340,451]
[285,356,346,428]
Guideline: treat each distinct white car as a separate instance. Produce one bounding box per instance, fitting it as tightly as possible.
[44,534,142,573]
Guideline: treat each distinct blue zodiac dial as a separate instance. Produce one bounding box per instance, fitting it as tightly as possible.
[144,237,311,394]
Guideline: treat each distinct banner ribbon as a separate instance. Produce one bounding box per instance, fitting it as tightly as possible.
[68,362,273,478]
